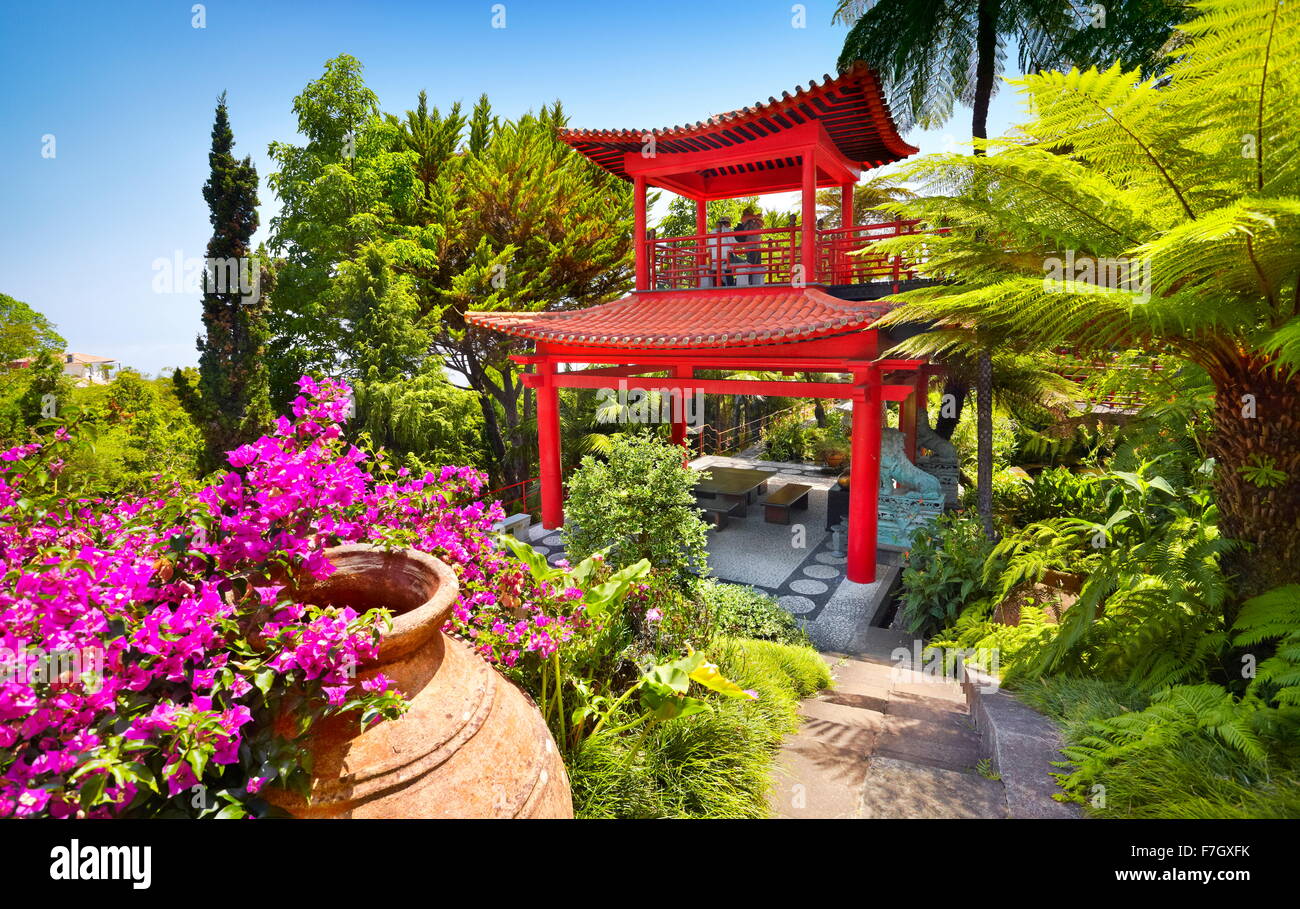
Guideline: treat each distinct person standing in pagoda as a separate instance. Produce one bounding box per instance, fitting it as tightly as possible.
[736,210,766,286]
[705,215,737,287]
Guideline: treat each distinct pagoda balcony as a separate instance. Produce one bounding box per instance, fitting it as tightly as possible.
[643,219,945,293]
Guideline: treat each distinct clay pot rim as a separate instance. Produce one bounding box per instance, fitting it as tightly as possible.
[309,544,460,663]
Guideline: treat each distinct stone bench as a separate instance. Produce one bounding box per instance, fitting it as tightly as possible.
[493,513,532,541]
[762,482,811,524]
[697,499,744,530]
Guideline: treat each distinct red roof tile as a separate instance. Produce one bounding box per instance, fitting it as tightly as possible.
[560,64,918,182]
[465,287,892,349]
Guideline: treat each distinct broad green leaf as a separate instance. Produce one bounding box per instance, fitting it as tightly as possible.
[688,659,757,699]
[497,533,560,582]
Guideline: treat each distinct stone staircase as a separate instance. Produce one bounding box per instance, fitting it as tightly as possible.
[768,627,1008,819]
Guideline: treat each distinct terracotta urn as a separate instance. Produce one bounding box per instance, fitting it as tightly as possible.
[267,544,573,819]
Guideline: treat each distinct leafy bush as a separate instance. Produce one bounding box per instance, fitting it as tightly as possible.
[897,511,998,634]
[1015,584,1300,819]
[984,459,1230,687]
[563,434,709,582]
[692,579,811,646]
[1010,465,1106,527]
[1052,684,1300,818]
[64,370,203,492]
[762,412,816,462]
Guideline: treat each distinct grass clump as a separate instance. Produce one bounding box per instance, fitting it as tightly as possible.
[570,637,830,818]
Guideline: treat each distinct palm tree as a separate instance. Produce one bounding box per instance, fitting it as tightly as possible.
[816,173,918,228]
[873,0,1300,596]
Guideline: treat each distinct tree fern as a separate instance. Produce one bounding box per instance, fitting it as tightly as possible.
[873,0,1300,594]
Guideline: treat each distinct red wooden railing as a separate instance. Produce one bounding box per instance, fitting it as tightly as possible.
[692,402,815,456]
[1054,353,1165,409]
[644,219,946,290]
[487,475,540,516]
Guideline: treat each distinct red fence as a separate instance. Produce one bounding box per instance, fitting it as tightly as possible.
[486,476,540,517]
[645,219,945,290]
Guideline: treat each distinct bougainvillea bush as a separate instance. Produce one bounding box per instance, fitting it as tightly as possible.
[0,377,590,818]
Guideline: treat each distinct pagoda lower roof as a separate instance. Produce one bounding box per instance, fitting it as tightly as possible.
[464,286,893,349]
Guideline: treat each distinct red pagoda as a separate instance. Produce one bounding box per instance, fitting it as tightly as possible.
[467,64,943,584]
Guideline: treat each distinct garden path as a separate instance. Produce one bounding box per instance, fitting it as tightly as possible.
[767,627,1009,819]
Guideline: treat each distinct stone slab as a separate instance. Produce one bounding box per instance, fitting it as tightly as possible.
[858,756,1007,819]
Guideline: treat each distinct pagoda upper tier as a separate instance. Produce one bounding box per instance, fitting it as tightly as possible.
[553,65,922,291]
[559,63,918,199]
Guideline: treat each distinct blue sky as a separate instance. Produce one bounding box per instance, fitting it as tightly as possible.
[0,0,1025,375]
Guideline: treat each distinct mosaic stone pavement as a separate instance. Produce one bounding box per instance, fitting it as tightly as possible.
[522,455,897,652]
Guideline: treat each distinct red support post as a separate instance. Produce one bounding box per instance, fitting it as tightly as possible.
[800,149,817,284]
[841,181,854,230]
[634,175,648,291]
[536,361,564,529]
[695,198,707,285]
[670,364,691,452]
[847,372,881,584]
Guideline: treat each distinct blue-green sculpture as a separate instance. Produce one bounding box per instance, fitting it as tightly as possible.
[877,428,944,548]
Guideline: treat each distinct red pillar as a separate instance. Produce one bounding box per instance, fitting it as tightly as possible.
[634,175,648,291]
[847,372,881,584]
[900,384,918,463]
[800,149,817,284]
[537,361,564,529]
[670,364,691,452]
[695,198,708,286]
[841,181,854,229]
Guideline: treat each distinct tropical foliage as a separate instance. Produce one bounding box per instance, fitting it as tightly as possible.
[875,0,1300,596]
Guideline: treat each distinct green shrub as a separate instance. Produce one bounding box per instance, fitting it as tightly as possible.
[625,571,717,659]
[692,579,811,646]
[1011,465,1106,527]
[563,435,709,582]
[897,511,998,635]
[569,637,830,818]
[762,412,814,462]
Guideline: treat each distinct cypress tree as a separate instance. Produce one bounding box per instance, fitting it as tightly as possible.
[176,92,273,471]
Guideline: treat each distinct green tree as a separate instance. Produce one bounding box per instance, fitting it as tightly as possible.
[0,293,64,364]
[836,0,1185,533]
[175,93,272,471]
[562,435,709,583]
[874,0,1300,595]
[266,57,634,486]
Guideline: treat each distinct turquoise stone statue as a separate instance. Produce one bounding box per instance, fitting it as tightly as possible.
[877,428,943,549]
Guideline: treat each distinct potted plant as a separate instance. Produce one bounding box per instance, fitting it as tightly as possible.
[817,426,851,469]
